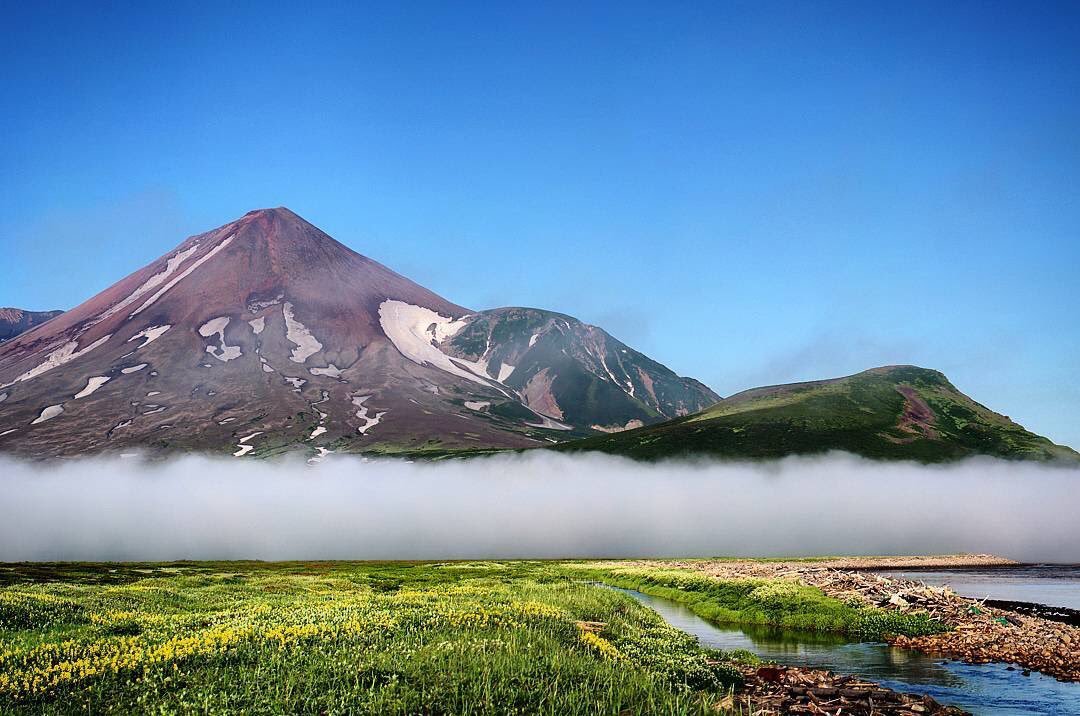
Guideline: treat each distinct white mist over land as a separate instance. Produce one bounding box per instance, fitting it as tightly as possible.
[1,452,1077,563]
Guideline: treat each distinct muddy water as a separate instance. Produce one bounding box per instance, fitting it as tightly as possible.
[613,587,1080,715]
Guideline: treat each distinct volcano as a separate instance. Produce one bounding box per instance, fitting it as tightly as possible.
[0,208,718,458]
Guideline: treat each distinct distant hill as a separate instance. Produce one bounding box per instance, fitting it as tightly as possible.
[556,366,1078,462]
[0,308,62,343]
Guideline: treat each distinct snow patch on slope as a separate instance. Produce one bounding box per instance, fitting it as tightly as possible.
[282,302,323,363]
[525,415,573,431]
[96,245,200,323]
[121,363,148,374]
[233,431,263,457]
[74,376,110,399]
[1,334,112,389]
[31,405,64,425]
[248,317,265,335]
[130,235,235,318]
[128,325,171,350]
[379,301,501,388]
[309,364,343,378]
[351,395,385,434]
[597,350,620,385]
[198,317,242,362]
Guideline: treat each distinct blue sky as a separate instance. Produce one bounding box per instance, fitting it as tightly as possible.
[2,1,1078,448]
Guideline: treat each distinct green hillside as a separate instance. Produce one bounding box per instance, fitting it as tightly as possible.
[557,366,1078,462]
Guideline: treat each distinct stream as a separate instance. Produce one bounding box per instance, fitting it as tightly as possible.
[611,587,1080,715]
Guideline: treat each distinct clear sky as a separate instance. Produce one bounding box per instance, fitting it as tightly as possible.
[2,1,1078,449]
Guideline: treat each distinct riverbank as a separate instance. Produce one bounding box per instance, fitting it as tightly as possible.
[651,556,1080,682]
[731,664,966,715]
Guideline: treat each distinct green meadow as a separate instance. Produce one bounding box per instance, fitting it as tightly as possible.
[0,561,946,714]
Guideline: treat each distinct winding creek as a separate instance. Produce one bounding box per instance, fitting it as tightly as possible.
[611,587,1080,715]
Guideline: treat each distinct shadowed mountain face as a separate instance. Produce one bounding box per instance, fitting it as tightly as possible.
[440,307,719,432]
[0,308,63,343]
[0,208,717,459]
[557,366,1079,462]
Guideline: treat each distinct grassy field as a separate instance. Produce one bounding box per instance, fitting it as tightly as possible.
[0,561,947,714]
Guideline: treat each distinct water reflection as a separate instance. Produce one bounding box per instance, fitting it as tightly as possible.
[610,586,1080,716]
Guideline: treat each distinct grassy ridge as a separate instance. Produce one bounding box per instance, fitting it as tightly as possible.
[557,365,1079,462]
[0,562,744,715]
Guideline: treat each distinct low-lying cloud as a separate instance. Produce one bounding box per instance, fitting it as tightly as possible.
[1,452,1077,563]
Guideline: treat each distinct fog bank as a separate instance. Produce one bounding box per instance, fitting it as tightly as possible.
[1,452,1077,562]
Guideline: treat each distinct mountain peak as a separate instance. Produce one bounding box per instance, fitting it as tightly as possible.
[244,206,296,218]
[232,206,323,244]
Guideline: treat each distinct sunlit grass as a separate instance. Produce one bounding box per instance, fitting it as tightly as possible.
[572,563,947,639]
[0,562,746,714]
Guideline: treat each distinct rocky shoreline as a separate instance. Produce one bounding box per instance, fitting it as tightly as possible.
[663,555,1080,683]
[730,664,968,715]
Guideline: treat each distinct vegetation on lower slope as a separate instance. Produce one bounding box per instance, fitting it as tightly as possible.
[556,365,1078,462]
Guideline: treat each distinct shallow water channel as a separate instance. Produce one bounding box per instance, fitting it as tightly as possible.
[611,587,1080,715]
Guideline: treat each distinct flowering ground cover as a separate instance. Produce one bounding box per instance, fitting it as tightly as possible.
[0,560,948,714]
[0,561,747,714]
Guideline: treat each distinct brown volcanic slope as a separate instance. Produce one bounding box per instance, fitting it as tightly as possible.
[0,208,717,459]
[0,308,63,343]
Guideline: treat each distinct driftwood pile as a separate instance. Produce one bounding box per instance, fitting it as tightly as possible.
[801,569,976,623]
[734,665,968,715]
[797,568,1080,682]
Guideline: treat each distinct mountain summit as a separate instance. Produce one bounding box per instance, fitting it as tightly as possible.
[0,208,718,458]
